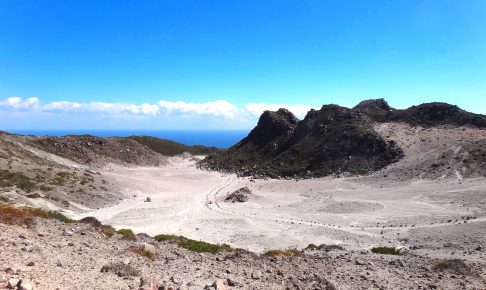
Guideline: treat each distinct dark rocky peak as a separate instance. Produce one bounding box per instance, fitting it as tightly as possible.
[352,99,395,122]
[354,98,393,112]
[304,104,361,124]
[395,102,486,127]
[244,108,299,146]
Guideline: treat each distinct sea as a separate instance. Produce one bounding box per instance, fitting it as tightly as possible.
[6,129,250,148]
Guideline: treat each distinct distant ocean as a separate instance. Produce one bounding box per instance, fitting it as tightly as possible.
[7,130,250,148]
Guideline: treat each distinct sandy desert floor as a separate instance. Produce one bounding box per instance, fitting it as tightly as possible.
[69,156,486,260]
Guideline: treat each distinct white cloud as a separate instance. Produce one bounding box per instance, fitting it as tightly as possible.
[43,101,82,111]
[245,103,314,118]
[158,100,240,119]
[0,97,39,110]
[0,97,314,120]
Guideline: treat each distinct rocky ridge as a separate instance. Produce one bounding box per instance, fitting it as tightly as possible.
[29,135,167,168]
[199,99,486,178]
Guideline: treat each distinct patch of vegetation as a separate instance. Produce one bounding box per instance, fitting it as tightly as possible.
[154,234,233,253]
[0,170,37,192]
[0,204,75,225]
[129,136,219,157]
[56,171,72,179]
[263,249,302,257]
[178,238,232,253]
[101,225,116,237]
[39,185,54,192]
[305,244,345,252]
[49,171,74,186]
[0,195,9,202]
[154,234,178,242]
[116,228,136,240]
[371,246,402,255]
[127,245,155,260]
[47,210,76,223]
[432,259,474,276]
[80,174,94,185]
[318,244,345,252]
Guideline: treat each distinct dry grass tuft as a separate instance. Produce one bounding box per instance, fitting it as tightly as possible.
[263,249,302,257]
[126,245,155,260]
[0,204,75,226]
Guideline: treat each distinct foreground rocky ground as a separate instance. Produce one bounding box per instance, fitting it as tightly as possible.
[1,216,485,290]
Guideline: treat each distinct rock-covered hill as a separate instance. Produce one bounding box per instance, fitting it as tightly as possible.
[128,135,219,157]
[27,135,167,167]
[199,99,486,178]
[354,99,486,127]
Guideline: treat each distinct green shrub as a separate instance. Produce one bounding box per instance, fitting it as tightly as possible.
[117,228,136,240]
[371,246,401,255]
[317,244,345,252]
[154,234,233,253]
[154,234,178,242]
[178,238,232,253]
[101,225,116,237]
[0,170,37,192]
[47,211,76,224]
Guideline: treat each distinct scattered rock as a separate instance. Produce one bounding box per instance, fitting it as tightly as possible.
[224,187,251,203]
[251,270,262,280]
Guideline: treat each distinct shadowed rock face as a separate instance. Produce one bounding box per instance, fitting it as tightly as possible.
[200,99,486,178]
[242,108,299,147]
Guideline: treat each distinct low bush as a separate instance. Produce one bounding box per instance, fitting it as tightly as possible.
[263,249,301,257]
[127,245,155,260]
[0,204,75,225]
[371,246,401,255]
[116,228,136,240]
[47,211,76,223]
[0,170,37,192]
[154,234,178,242]
[154,234,233,253]
[101,225,116,237]
[317,244,345,252]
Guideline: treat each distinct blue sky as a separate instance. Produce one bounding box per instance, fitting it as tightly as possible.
[1,0,485,129]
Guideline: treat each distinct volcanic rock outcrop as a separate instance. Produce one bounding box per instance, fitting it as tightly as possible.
[200,99,486,178]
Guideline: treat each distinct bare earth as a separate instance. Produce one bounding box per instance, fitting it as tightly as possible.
[70,156,486,261]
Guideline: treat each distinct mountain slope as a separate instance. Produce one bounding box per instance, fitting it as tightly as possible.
[200,104,403,178]
[128,136,218,157]
[199,99,486,178]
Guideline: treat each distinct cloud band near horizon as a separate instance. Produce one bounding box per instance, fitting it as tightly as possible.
[0,97,315,120]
